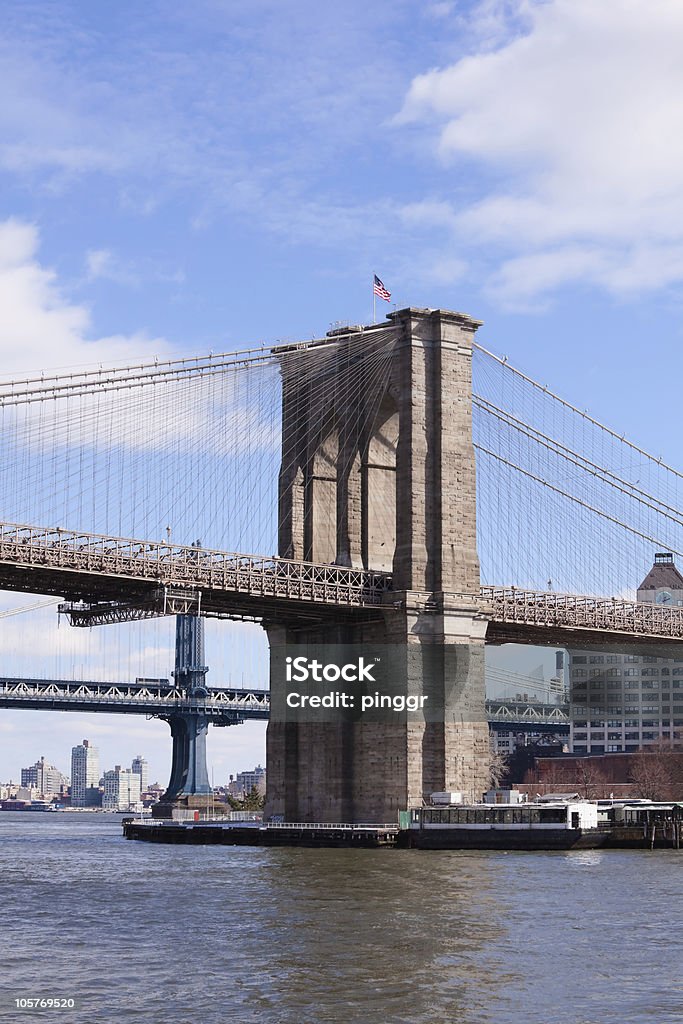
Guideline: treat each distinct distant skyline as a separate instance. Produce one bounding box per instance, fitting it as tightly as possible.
[1,0,681,777]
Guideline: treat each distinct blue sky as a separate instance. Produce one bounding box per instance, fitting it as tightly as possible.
[1,0,682,783]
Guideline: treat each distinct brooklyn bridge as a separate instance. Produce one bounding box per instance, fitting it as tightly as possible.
[1,307,682,821]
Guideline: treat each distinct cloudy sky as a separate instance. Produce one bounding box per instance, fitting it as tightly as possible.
[1,0,681,783]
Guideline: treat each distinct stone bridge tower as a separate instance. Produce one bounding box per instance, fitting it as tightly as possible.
[265,307,490,823]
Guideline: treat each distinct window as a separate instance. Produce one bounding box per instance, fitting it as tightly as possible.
[625,681,639,689]
[605,656,620,664]
[590,720,604,728]
[606,720,621,728]
[573,732,587,740]
[624,669,639,677]
[607,745,622,752]
[624,656,639,663]
[608,732,621,740]
[590,656,604,664]
[641,668,659,677]
[661,668,670,676]
[573,669,587,679]
[643,656,657,664]
[589,671,604,680]
[573,656,587,665]
[625,732,640,740]
[591,744,605,753]
[573,720,587,728]
[606,680,621,690]
[641,681,658,689]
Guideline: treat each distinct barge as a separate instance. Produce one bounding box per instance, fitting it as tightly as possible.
[122,799,683,851]
[122,818,399,848]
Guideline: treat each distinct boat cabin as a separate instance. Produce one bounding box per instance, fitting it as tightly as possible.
[410,801,598,831]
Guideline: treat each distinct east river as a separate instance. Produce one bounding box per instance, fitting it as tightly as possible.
[1,812,681,1023]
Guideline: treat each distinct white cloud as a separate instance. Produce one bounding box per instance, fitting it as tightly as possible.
[398,0,683,303]
[0,219,170,376]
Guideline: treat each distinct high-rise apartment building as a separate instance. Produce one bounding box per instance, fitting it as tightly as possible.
[71,739,101,806]
[131,755,149,793]
[103,766,141,811]
[21,756,68,798]
[569,553,683,753]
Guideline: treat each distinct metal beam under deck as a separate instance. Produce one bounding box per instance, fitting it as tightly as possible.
[484,620,683,652]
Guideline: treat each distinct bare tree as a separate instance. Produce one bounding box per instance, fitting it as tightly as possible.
[484,743,510,789]
[574,759,610,800]
[629,742,683,801]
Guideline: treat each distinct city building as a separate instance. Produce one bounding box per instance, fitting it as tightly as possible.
[21,756,68,799]
[103,766,141,811]
[228,764,266,798]
[569,553,683,754]
[70,739,101,807]
[131,755,149,793]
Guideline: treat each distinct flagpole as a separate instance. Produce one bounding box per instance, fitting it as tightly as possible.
[373,277,376,324]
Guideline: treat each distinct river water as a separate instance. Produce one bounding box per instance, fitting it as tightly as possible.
[0,812,681,1024]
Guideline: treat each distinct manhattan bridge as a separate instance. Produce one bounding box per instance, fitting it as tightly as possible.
[1,307,682,821]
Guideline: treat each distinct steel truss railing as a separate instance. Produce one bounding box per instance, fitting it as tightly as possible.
[481,585,683,639]
[0,521,392,608]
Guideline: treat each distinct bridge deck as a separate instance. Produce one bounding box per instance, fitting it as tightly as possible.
[1,521,683,643]
[0,521,391,622]
[0,676,561,727]
[481,586,683,646]
[0,677,270,723]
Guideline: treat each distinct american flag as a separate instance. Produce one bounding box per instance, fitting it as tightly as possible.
[373,274,391,302]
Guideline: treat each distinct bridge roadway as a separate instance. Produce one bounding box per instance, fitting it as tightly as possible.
[0,676,567,729]
[1,520,683,646]
[0,676,270,723]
